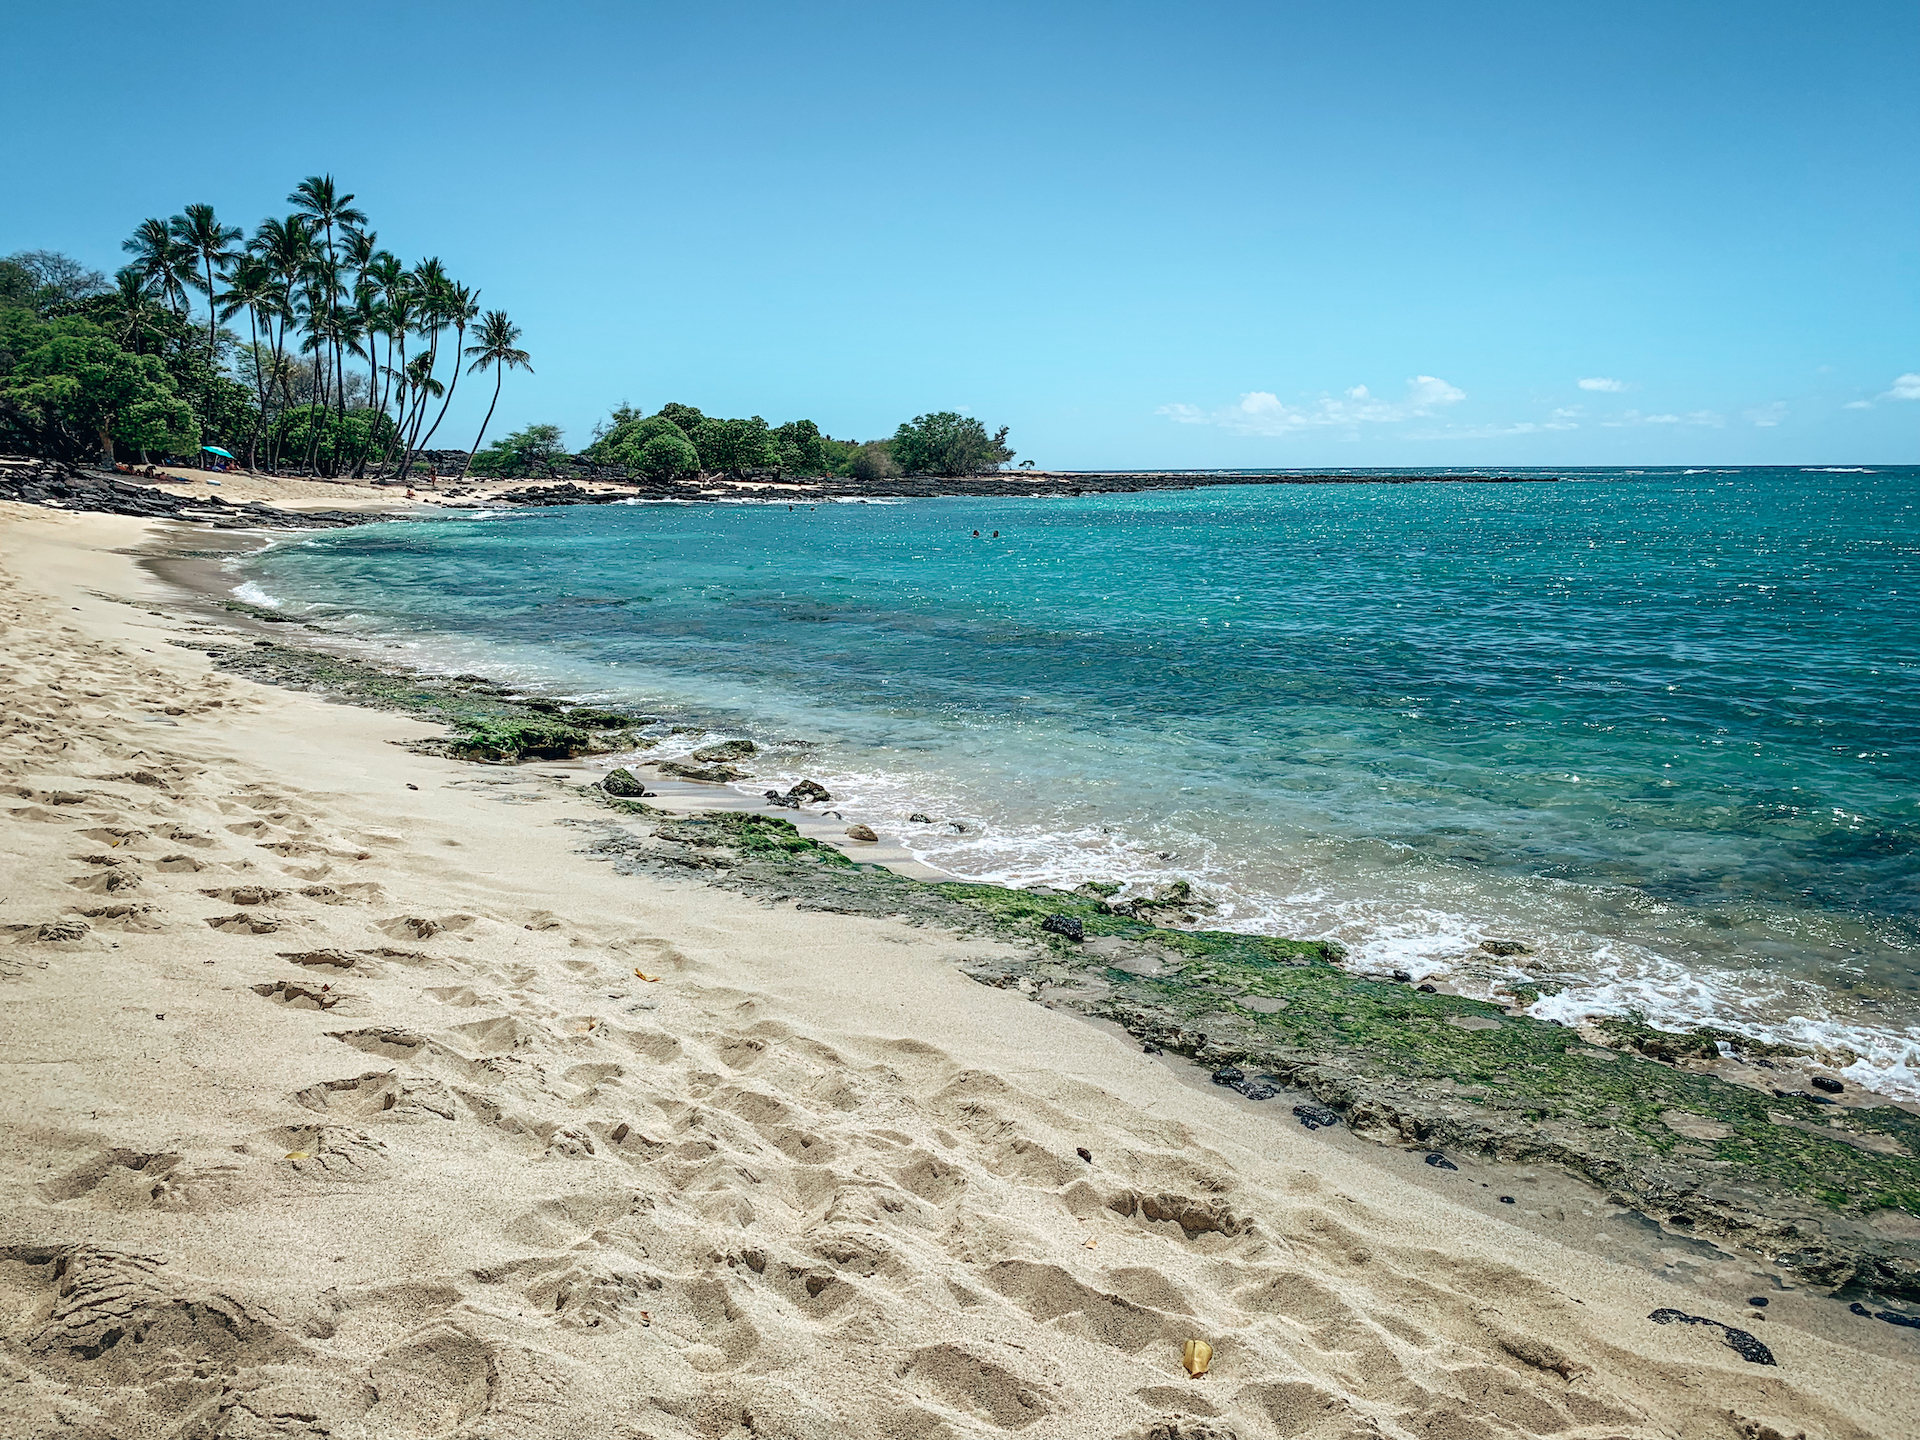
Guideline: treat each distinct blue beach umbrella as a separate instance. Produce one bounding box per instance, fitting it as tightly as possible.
[201,445,235,459]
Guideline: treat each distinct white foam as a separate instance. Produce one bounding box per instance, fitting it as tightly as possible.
[230,581,282,608]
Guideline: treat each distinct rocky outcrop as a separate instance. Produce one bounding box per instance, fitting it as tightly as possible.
[0,458,373,528]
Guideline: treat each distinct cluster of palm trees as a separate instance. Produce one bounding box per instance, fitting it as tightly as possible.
[118,176,530,478]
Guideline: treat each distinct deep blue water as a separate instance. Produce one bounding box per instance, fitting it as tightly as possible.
[239,467,1920,1091]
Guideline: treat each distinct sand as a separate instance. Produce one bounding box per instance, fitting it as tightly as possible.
[0,499,1912,1440]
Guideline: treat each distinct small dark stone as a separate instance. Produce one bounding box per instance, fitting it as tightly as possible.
[1668,1215,1693,1226]
[1424,1153,1459,1171]
[1041,913,1085,942]
[1142,1043,1163,1055]
[1747,1297,1768,1307]
[1293,1103,1340,1131]
[763,790,801,809]
[1499,1196,1516,1204]
[1211,1065,1246,1088]
[405,783,418,791]
[602,767,648,798]
[1392,969,1413,982]
[908,812,934,823]
[786,779,832,803]
[1851,1302,1873,1317]
[1877,1309,1920,1329]
[1417,983,1438,994]
[1076,1146,1092,1162]
[1810,1075,1844,1094]
[1236,1081,1277,1101]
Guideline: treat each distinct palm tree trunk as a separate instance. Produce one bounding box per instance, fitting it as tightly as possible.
[413,325,466,485]
[204,258,218,358]
[459,365,503,482]
[245,309,266,471]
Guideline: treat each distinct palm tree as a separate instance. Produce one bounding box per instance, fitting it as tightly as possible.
[216,255,278,470]
[107,268,169,354]
[170,204,242,357]
[410,281,480,482]
[458,311,532,481]
[250,216,312,471]
[121,218,190,316]
[289,178,367,471]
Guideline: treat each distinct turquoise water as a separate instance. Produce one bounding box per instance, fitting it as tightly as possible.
[239,468,1920,1091]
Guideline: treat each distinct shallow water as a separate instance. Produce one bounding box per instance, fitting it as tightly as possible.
[239,467,1920,1092]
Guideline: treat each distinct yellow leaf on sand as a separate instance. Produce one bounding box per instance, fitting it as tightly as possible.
[284,1151,309,1161]
[634,969,662,982]
[1182,1339,1212,1378]
[1083,1238,1099,1249]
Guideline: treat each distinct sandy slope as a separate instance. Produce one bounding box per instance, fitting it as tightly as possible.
[0,501,1910,1440]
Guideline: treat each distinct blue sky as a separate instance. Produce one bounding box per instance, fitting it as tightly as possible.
[6,0,1915,467]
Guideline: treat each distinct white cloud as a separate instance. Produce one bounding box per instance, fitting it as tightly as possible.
[1882,373,1920,401]
[1599,409,1725,429]
[1843,400,1874,410]
[1577,377,1626,392]
[1157,376,1467,437]
[1745,402,1787,428]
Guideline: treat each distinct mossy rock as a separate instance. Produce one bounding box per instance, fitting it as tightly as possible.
[448,717,593,762]
[567,707,653,728]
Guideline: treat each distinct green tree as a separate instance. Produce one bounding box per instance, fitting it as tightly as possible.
[121,219,192,316]
[0,312,197,462]
[654,401,706,436]
[630,431,700,483]
[469,422,567,477]
[689,415,778,477]
[458,310,532,481]
[772,418,830,475]
[890,411,1013,475]
[846,439,900,480]
[272,405,394,476]
[170,205,242,357]
[1,251,109,314]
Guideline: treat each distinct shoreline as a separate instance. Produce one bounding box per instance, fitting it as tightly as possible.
[4,499,1918,1436]
[135,513,1920,1297]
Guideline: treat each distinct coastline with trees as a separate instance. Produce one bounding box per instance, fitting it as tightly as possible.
[0,177,1020,486]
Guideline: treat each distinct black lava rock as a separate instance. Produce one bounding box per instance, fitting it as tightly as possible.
[1211,1065,1246,1088]
[1041,913,1085,942]
[1424,1153,1459,1171]
[1648,1309,1776,1365]
[1747,1297,1768,1307]
[1811,1075,1844,1094]
[1237,1081,1278,1101]
[1417,983,1437,993]
[1499,1196,1516,1204]
[1076,1146,1092,1162]
[1293,1103,1340,1131]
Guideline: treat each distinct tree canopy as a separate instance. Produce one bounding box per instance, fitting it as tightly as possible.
[890,411,1014,476]
[0,309,197,461]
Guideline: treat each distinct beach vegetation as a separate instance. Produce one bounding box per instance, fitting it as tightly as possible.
[689,415,780,478]
[891,411,1015,475]
[0,250,110,315]
[0,310,198,462]
[458,310,533,481]
[469,422,568,478]
[2,178,532,480]
[846,439,900,480]
[631,431,701,482]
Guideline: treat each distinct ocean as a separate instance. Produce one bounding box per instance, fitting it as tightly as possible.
[235,466,1920,1094]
